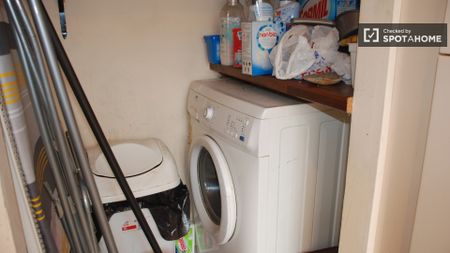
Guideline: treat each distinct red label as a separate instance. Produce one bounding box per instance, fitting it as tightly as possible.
[233,28,242,68]
[301,0,329,19]
[178,238,187,251]
[122,224,138,232]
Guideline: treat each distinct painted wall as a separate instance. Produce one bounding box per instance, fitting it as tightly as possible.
[43,0,225,181]
[340,0,447,252]
[409,55,450,253]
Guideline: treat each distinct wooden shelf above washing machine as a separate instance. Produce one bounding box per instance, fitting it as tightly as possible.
[210,64,353,114]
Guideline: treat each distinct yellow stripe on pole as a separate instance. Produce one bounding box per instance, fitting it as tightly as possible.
[3,92,19,99]
[0,72,15,79]
[35,209,43,215]
[4,97,20,105]
[32,202,42,208]
[37,215,45,221]
[31,196,41,203]
[1,87,19,94]
[0,81,18,88]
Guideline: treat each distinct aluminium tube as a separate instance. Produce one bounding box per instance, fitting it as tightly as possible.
[4,2,83,251]
[0,20,57,253]
[8,0,52,110]
[26,0,119,252]
[40,3,163,253]
[9,1,99,251]
[0,27,45,252]
[10,25,84,253]
[5,1,95,252]
[8,2,94,250]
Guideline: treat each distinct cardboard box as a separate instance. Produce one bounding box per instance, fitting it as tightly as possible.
[242,21,286,76]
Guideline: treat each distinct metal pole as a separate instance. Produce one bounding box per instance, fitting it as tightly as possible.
[10,0,99,250]
[4,2,96,252]
[0,29,45,252]
[9,0,52,109]
[9,0,99,251]
[40,3,164,253]
[26,1,119,252]
[10,23,84,253]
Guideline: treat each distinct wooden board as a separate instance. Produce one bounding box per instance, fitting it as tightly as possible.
[210,64,353,113]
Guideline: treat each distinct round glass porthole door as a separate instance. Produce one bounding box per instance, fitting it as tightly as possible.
[190,136,236,245]
[197,148,221,225]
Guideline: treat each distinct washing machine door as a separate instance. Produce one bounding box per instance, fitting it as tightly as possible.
[190,135,236,245]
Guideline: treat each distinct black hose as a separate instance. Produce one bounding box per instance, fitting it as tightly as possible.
[39,3,163,253]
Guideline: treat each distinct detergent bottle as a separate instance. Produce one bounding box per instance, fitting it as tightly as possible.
[220,0,244,66]
[248,0,274,22]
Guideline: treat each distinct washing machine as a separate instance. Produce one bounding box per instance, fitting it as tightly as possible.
[187,79,349,253]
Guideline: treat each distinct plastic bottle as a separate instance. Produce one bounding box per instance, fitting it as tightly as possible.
[279,0,292,6]
[242,0,252,21]
[271,0,280,9]
[274,0,300,23]
[220,0,244,66]
[248,0,274,22]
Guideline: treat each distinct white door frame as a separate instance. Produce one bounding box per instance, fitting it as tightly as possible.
[340,0,447,252]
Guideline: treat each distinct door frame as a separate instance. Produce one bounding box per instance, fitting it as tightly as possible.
[340,0,447,252]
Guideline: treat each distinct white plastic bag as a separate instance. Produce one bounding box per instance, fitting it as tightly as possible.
[311,25,339,51]
[270,25,315,80]
[270,25,351,82]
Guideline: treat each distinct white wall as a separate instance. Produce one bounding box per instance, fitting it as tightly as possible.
[369,0,446,251]
[43,0,225,180]
[409,55,450,253]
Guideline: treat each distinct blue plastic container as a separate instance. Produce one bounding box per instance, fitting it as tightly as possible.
[203,35,221,64]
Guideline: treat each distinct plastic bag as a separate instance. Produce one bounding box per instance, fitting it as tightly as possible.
[269,25,314,80]
[141,183,190,241]
[270,25,351,82]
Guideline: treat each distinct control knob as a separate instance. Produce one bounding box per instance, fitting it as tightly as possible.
[203,106,214,120]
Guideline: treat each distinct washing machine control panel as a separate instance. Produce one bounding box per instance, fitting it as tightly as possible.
[188,92,254,145]
[224,114,252,143]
